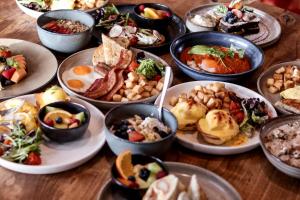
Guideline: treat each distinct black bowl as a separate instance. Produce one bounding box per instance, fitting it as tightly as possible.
[111,154,168,197]
[170,31,264,82]
[38,101,90,143]
[133,3,173,29]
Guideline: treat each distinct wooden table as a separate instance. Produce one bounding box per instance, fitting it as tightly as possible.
[0,0,300,200]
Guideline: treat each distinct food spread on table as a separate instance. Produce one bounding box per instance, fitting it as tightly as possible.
[169,82,270,145]
[42,19,89,34]
[0,46,28,90]
[111,115,171,142]
[3,0,300,197]
[263,121,300,168]
[115,151,168,189]
[94,4,166,47]
[143,174,206,200]
[63,34,166,102]
[18,0,107,12]
[180,44,250,74]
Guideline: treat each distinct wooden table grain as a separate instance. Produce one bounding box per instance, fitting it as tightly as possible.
[0,0,300,200]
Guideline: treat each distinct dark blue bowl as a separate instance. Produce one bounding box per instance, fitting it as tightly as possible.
[170,31,264,82]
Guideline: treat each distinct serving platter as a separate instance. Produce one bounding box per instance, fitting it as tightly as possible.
[0,38,57,100]
[185,3,281,48]
[90,4,186,53]
[0,94,106,174]
[257,60,300,114]
[155,81,277,155]
[15,0,109,18]
[57,47,173,110]
[97,162,242,200]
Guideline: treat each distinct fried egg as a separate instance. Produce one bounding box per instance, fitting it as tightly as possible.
[62,65,103,93]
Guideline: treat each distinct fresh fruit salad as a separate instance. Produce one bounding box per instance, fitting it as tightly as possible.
[115,151,168,189]
[111,115,171,142]
[43,107,86,129]
[138,5,171,19]
[0,46,27,89]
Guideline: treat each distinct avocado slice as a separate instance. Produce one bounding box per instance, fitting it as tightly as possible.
[74,112,85,124]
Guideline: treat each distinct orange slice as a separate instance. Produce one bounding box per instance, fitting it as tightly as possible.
[116,150,134,179]
[43,110,72,122]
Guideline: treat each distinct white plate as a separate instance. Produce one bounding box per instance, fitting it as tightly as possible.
[0,94,106,174]
[57,47,173,109]
[155,81,277,155]
[185,4,281,48]
[16,0,109,18]
[0,38,57,100]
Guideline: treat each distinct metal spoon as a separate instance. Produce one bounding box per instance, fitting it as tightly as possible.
[158,66,171,121]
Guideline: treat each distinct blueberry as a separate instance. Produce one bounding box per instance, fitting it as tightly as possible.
[139,168,150,181]
[115,131,129,140]
[228,16,237,24]
[136,52,145,62]
[55,117,63,124]
[128,176,136,182]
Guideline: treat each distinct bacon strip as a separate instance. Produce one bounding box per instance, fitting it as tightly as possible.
[84,67,118,99]
[101,69,124,101]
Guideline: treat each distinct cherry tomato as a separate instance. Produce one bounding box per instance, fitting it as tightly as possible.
[128,60,139,72]
[24,152,42,165]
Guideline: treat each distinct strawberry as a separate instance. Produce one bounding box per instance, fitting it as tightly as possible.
[2,68,16,80]
[128,131,145,142]
[44,119,54,127]
[138,5,145,13]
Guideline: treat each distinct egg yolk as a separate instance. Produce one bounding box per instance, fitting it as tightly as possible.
[72,65,92,75]
[67,79,84,89]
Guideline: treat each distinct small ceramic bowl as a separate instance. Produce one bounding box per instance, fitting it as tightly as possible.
[111,154,168,197]
[260,115,300,178]
[37,9,95,53]
[38,101,90,143]
[104,103,177,156]
[133,3,173,29]
[170,31,264,82]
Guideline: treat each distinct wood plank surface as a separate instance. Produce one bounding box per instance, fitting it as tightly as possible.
[0,0,300,200]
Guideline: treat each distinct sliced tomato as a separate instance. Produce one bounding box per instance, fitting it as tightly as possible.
[128,60,139,72]
[229,101,241,110]
[233,111,244,124]
[0,148,4,156]
[0,51,11,58]
[24,152,42,165]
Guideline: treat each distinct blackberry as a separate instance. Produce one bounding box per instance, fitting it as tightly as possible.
[0,57,6,63]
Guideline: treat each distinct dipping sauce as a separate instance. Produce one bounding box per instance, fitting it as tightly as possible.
[43,19,89,34]
[180,45,251,74]
[263,121,300,168]
[111,115,171,142]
